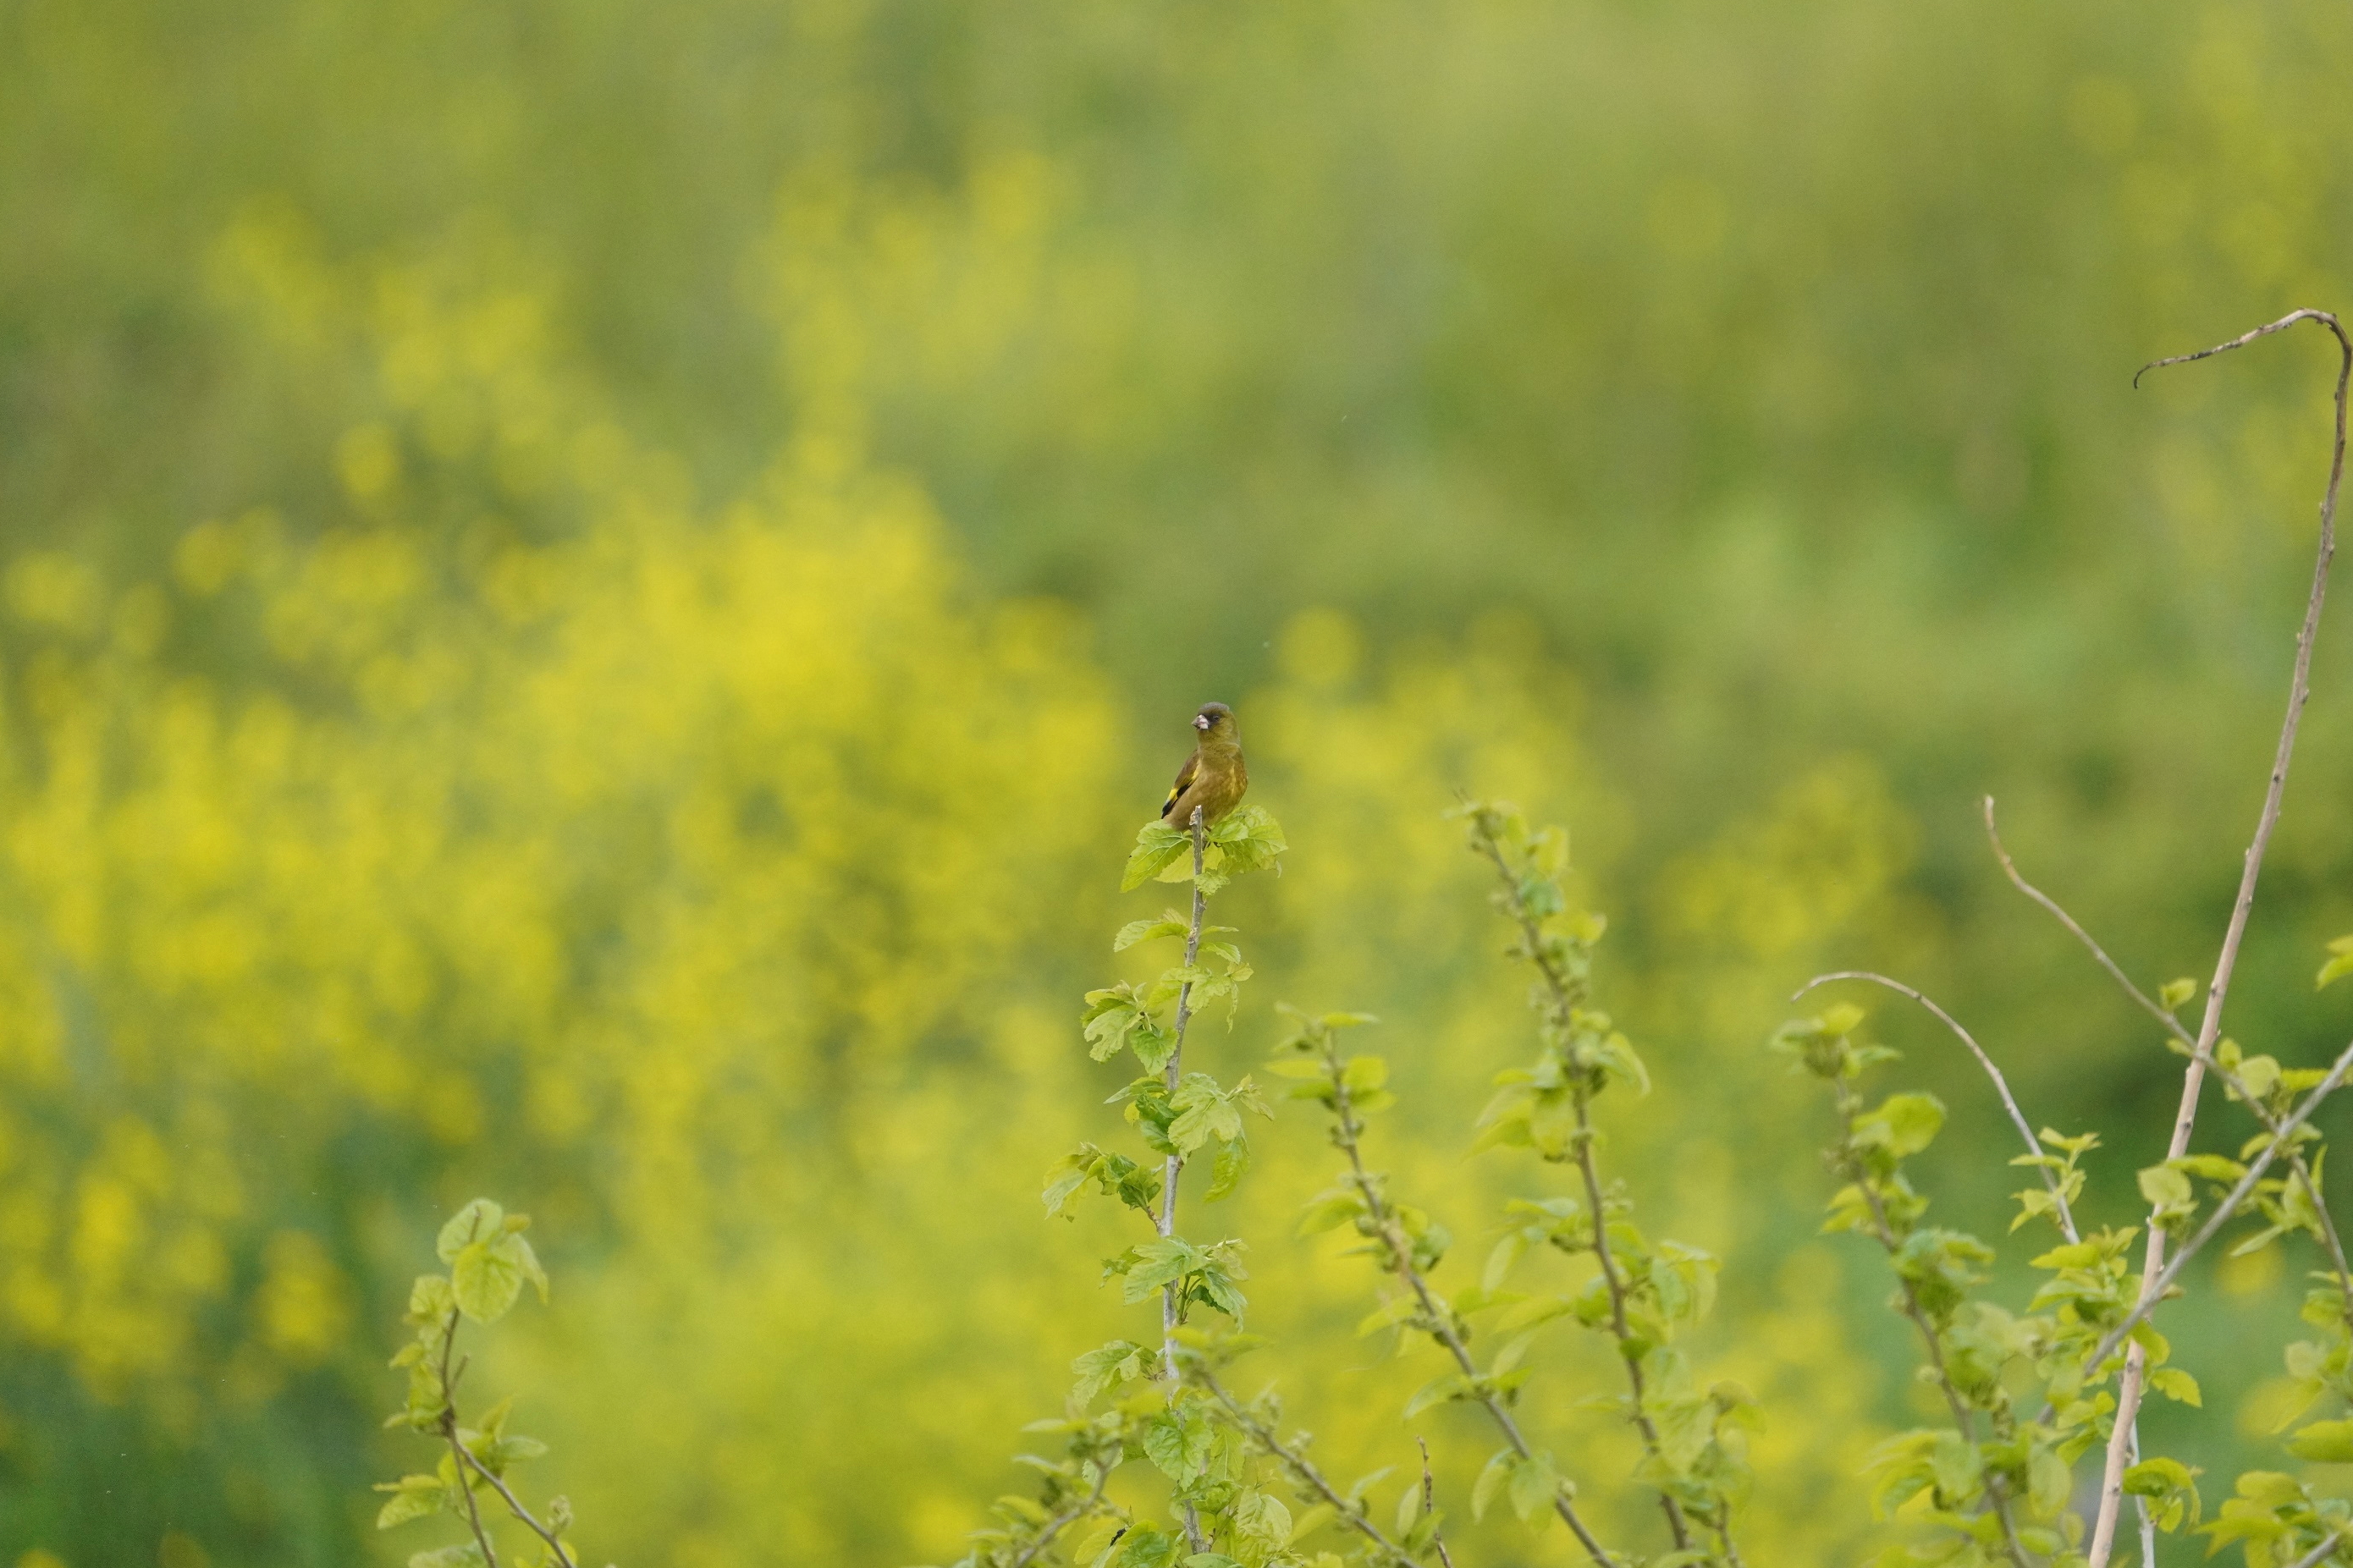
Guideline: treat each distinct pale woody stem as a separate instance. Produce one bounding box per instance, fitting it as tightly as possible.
[1158,806,1210,1554]
[2089,309,2351,1568]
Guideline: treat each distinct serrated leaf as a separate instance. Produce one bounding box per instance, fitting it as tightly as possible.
[1115,915,1193,953]
[1122,824,1193,891]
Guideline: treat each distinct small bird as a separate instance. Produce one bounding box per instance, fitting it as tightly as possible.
[1162,701,1248,830]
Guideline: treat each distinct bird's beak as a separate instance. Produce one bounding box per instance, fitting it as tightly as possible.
[1194,714,1210,731]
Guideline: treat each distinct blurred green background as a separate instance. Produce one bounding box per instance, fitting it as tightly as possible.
[6,0,2353,1562]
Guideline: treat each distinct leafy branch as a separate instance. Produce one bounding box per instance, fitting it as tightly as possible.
[1189,1366,1426,1568]
[376,1197,577,1568]
[1457,801,1752,1565]
[1276,1006,1623,1565]
[1775,1011,2040,1568]
[945,801,1287,1568]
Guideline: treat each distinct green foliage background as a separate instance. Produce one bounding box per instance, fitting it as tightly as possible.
[5,1,2353,1563]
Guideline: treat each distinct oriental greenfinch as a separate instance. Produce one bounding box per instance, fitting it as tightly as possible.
[1161,701,1248,830]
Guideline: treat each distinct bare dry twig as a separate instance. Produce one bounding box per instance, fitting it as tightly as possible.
[1418,1436,1457,1568]
[2288,1526,2351,1568]
[2087,308,2353,1568]
[1986,798,2353,1323]
[1795,971,2079,1244]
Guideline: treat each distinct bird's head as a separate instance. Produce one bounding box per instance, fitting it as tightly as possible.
[1193,701,1237,743]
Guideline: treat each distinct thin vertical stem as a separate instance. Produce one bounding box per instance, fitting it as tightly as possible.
[1158,806,1210,1554]
[436,1314,503,1568]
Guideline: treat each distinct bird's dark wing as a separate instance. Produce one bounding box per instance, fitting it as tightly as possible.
[1162,751,1199,817]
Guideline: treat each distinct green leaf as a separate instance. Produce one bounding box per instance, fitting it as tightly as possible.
[1301,1191,1366,1237]
[1205,1138,1250,1202]
[451,1229,543,1323]
[1402,1373,1471,1418]
[1471,1448,1514,1521]
[2137,1164,2193,1210]
[1231,1490,1292,1547]
[436,1199,504,1264]
[407,1549,488,1568]
[1081,985,1174,1070]
[2121,1455,2203,1532]
[1120,1238,1203,1299]
[2148,1367,2201,1407]
[1114,1525,1182,1568]
[1820,1002,1866,1037]
[2319,936,2353,991]
[1855,1092,1945,1157]
[1042,1149,1095,1217]
[372,1476,448,1530]
[2158,977,2198,1011]
[1142,1415,1193,1481]
[1507,1449,1559,1521]
[1122,823,1193,890]
[2239,1054,2282,1101]
[2028,1446,2071,1518]
[1208,805,1287,879]
[407,1274,455,1325]
[2039,1127,2102,1156]
[1929,1430,1983,1504]
[2287,1419,2353,1462]
[1070,1340,1149,1402]
[2122,1456,2197,1498]
[1115,913,1197,952]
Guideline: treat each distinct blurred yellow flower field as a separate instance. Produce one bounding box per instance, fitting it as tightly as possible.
[9,3,2353,1565]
